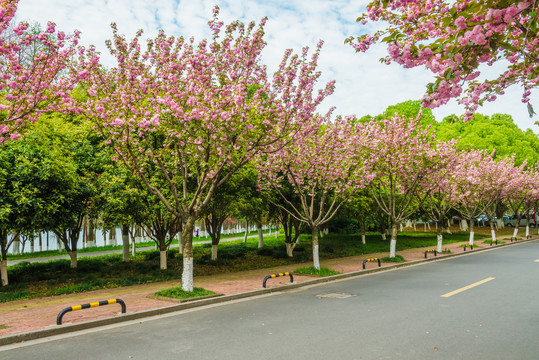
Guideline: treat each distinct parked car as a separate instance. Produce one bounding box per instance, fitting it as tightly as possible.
[474,215,490,226]
[503,214,536,227]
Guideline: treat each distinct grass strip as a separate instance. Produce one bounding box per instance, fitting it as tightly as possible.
[155,286,215,299]
[294,266,340,276]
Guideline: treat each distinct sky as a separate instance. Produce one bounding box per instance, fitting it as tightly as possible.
[15,0,539,133]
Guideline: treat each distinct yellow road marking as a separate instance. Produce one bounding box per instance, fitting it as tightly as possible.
[441,277,495,298]
[534,259,539,263]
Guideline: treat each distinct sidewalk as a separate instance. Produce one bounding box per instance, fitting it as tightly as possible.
[0,236,525,339]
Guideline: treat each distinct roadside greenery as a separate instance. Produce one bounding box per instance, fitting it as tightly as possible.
[294,266,340,276]
[155,287,216,300]
[0,231,488,303]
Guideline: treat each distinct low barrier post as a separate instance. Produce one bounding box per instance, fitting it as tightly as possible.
[57,298,126,325]
[463,244,473,252]
[490,239,498,246]
[362,258,381,269]
[262,272,293,288]
[424,250,437,258]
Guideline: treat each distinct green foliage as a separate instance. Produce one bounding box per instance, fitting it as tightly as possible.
[294,266,340,276]
[155,286,215,299]
[359,100,436,129]
[437,113,539,166]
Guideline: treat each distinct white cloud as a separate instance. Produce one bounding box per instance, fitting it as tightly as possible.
[15,0,538,132]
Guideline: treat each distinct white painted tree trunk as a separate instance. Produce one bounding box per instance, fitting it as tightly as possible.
[361,234,366,245]
[497,218,504,229]
[381,233,386,241]
[436,234,443,253]
[211,245,218,260]
[446,219,452,234]
[389,239,396,258]
[461,219,468,232]
[491,229,496,242]
[312,227,320,270]
[0,260,7,286]
[160,251,167,270]
[512,228,518,238]
[423,223,426,232]
[469,231,474,246]
[132,240,136,256]
[313,244,320,270]
[182,257,194,292]
[389,225,398,258]
[525,226,530,238]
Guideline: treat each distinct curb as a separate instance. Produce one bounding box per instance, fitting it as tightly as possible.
[1,237,537,346]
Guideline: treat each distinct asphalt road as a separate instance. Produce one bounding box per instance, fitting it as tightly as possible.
[2,241,538,360]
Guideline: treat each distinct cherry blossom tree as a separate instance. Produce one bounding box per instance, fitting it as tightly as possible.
[451,149,491,246]
[419,141,460,252]
[348,0,539,119]
[258,116,376,269]
[0,0,80,143]
[76,9,335,291]
[480,155,515,243]
[504,162,536,239]
[368,114,439,258]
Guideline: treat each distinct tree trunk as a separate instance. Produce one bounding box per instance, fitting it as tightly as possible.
[469,219,475,246]
[381,233,386,241]
[12,236,20,255]
[436,223,443,253]
[243,221,249,243]
[461,219,468,232]
[181,217,196,292]
[285,242,295,257]
[0,260,7,286]
[88,219,95,247]
[446,219,452,234]
[390,222,398,258]
[160,250,167,270]
[39,232,43,252]
[257,222,263,249]
[312,226,320,270]
[121,224,130,262]
[68,251,77,269]
[490,220,497,243]
[110,227,117,246]
[211,244,218,260]
[178,232,183,254]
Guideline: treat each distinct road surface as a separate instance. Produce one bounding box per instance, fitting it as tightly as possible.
[2,240,538,359]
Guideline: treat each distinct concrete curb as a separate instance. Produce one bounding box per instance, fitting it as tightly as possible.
[1,237,537,346]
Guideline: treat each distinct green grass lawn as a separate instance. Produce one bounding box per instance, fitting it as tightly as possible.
[1,230,487,303]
